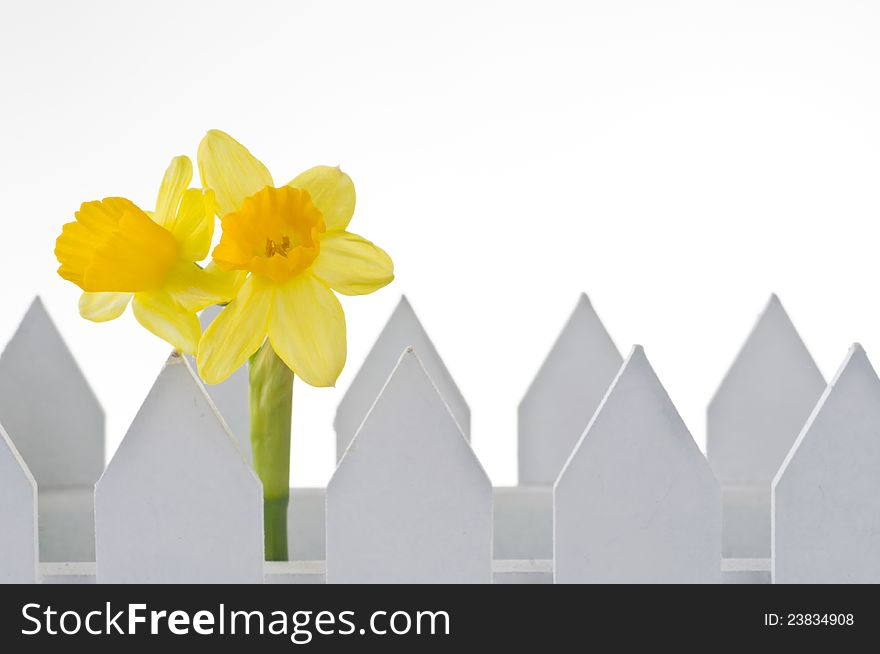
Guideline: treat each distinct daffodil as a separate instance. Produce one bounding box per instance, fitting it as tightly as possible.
[55,156,236,354]
[195,129,394,561]
[196,130,394,386]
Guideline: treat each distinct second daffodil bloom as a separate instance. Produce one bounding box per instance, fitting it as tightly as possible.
[54,156,236,354]
[196,130,394,386]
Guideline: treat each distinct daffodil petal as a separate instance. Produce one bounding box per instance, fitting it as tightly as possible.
[163,188,215,261]
[132,290,201,355]
[78,292,132,322]
[197,275,272,384]
[311,231,394,296]
[287,166,355,231]
[206,260,248,296]
[154,156,192,227]
[165,261,240,313]
[268,273,346,387]
[198,130,273,216]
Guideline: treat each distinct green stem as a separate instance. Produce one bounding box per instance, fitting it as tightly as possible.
[263,496,290,561]
[249,341,293,561]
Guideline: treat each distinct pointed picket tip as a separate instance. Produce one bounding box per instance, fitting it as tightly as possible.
[772,344,880,583]
[327,347,492,583]
[707,295,824,558]
[185,304,251,463]
[0,423,38,583]
[708,294,825,484]
[334,295,470,462]
[0,296,104,488]
[555,346,721,584]
[518,293,622,485]
[95,354,263,583]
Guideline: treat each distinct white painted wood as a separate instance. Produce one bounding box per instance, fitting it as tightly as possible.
[518,294,622,485]
[708,295,825,558]
[187,304,251,464]
[287,488,326,562]
[288,486,552,565]
[493,486,553,560]
[40,562,96,584]
[38,487,95,563]
[334,296,469,461]
[37,562,555,585]
[493,559,553,584]
[555,346,721,583]
[326,348,492,583]
[264,561,325,584]
[0,423,38,583]
[267,561,553,585]
[721,558,771,584]
[0,297,104,488]
[95,354,263,583]
[772,345,880,583]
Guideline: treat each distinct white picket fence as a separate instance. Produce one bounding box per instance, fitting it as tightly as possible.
[1,294,878,584]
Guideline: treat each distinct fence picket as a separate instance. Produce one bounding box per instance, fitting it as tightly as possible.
[187,304,251,463]
[0,424,37,583]
[518,294,622,485]
[0,297,104,488]
[772,345,880,583]
[94,354,263,583]
[334,296,470,461]
[326,348,492,583]
[0,297,103,563]
[555,346,721,583]
[708,295,825,559]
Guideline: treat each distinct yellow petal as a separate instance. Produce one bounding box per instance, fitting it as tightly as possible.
[165,261,240,313]
[311,231,394,296]
[132,290,201,355]
[288,166,355,231]
[78,292,132,322]
[154,156,192,227]
[198,130,273,217]
[206,260,248,296]
[268,273,346,387]
[197,275,272,384]
[83,206,179,292]
[163,188,215,261]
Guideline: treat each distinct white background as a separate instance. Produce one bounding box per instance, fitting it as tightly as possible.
[1,0,878,486]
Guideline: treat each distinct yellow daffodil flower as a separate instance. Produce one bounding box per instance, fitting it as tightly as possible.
[196,130,394,386]
[55,156,237,354]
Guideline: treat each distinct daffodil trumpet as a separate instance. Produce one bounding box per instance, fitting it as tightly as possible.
[196,130,394,561]
[54,155,237,354]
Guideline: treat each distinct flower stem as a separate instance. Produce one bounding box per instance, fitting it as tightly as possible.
[249,341,293,561]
